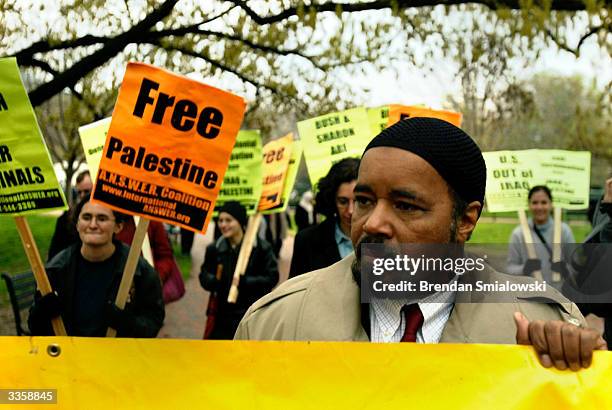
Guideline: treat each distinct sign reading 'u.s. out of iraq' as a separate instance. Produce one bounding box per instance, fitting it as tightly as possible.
[0,57,67,215]
[91,62,246,233]
[483,149,590,212]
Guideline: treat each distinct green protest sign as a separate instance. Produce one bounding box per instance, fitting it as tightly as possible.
[367,106,390,138]
[298,107,371,186]
[78,117,111,179]
[215,130,263,215]
[0,57,67,215]
[538,150,590,210]
[262,139,303,215]
[483,149,591,212]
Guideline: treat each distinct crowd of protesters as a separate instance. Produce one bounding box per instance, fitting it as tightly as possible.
[19,118,612,373]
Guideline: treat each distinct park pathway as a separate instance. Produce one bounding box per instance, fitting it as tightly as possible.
[158,232,293,339]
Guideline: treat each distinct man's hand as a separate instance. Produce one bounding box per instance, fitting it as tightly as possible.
[514,312,607,371]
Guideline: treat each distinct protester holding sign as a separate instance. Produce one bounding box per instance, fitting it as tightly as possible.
[28,197,164,337]
[199,201,278,339]
[289,158,359,278]
[507,185,575,288]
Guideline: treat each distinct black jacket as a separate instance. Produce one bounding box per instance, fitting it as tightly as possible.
[570,199,612,344]
[47,211,79,261]
[289,218,340,278]
[199,236,278,339]
[29,242,165,337]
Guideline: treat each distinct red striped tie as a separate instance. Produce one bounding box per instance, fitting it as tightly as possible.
[400,304,424,342]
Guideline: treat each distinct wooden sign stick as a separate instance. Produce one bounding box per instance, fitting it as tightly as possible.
[14,216,67,336]
[106,217,150,337]
[134,215,154,266]
[227,213,262,303]
[518,209,543,281]
[551,207,562,282]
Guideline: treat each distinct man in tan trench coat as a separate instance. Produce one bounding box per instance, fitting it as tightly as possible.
[236,118,606,371]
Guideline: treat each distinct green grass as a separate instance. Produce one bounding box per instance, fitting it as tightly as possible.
[0,214,57,274]
[172,242,193,281]
[470,222,592,243]
[0,215,57,304]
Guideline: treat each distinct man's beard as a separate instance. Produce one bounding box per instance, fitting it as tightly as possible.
[351,220,460,287]
[351,235,385,287]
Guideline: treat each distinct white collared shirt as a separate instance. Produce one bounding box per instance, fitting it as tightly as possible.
[370,286,456,343]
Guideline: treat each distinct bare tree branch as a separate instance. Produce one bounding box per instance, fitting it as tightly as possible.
[146,40,281,95]
[152,27,326,70]
[228,0,600,26]
[26,0,180,106]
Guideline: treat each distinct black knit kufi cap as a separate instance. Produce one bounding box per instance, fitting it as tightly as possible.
[364,117,487,208]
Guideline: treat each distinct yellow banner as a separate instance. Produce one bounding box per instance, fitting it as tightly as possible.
[91,62,246,233]
[258,133,293,211]
[297,107,371,186]
[1,337,611,409]
[367,105,390,138]
[388,104,462,128]
[78,117,111,179]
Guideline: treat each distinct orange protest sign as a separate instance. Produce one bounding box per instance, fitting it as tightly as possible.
[91,62,246,233]
[258,133,293,211]
[388,104,462,128]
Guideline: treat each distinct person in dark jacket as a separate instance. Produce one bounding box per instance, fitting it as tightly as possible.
[199,201,278,339]
[29,197,164,337]
[294,190,316,232]
[566,176,612,345]
[47,170,93,261]
[289,158,360,278]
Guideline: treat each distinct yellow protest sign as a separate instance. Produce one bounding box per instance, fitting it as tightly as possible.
[298,107,371,186]
[2,337,611,409]
[0,57,67,215]
[262,139,303,215]
[367,106,390,137]
[388,104,462,128]
[91,62,246,233]
[483,150,540,213]
[538,150,591,210]
[216,130,263,215]
[78,117,111,178]
[484,150,591,212]
[258,133,293,211]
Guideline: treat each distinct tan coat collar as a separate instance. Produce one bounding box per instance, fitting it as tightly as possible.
[294,254,576,343]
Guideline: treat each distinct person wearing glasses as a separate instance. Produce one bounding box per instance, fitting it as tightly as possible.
[289,158,360,278]
[29,197,164,337]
